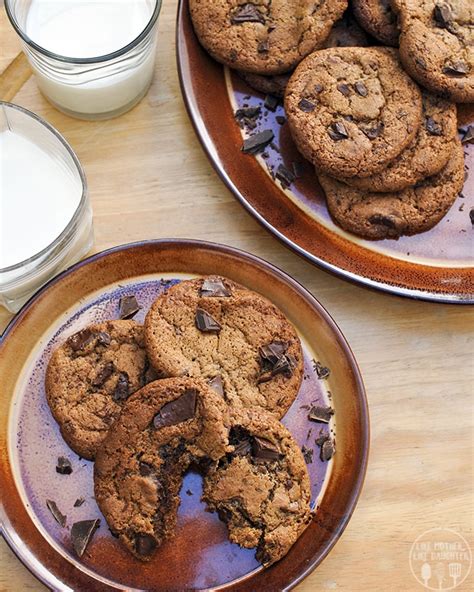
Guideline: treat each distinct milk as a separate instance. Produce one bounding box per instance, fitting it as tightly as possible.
[23,1,158,117]
[0,130,82,268]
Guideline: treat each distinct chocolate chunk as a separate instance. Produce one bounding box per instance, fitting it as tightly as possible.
[354,81,368,97]
[257,39,269,53]
[195,308,222,333]
[313,360,330,379]
[186,489,193,496]
[141,359,158,387]
[56,456,73,475]
[276,115,286,125]
[91,361,114,387]
[308,405,334,424]
[74,498,85,508]
[71,519,100,558]
[461,126,474,145]
[153,389,197,428]
[68,329,94,352]
[264,94,279,112]
[119,295,140,319]
[443,61,469,76]
[272,354,296,377]
[328,121,348,141]
[235,106,260,123]
[139,462,153,476]
[46,500,67,527]
[298,98,316,112]
[415,57,427,69]
[433,4,453,29]
[314,83,324,93]
[301,445,313,464]
[425,117,443,136]
[362,122,383,140]
[315,432,328,447]
[337,83,351,97]
[252,436,281,461]
[96,332,111,346]
[112,372,130,402]
[320,438,335,461]
[276,164,296,188]
[258,341,295,381]
[470,208,474,226]
[233,438,252,456]
[369,214,397,228]
[242,129,274,154]
[292,161,305,178]
[208,375,224,396]
[200,278,231,297]
[231,3,265,25]
[260,341,288,366]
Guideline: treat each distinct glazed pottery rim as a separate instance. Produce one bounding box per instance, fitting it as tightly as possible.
[0,238,369,591]
[175,0,473,305]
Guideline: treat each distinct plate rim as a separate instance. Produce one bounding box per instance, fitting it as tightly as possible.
[0,238,369,591]
[175,0,473,305]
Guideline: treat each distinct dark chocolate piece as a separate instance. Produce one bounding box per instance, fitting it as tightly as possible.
[361,122,383,140]
[252,436,281,461]
[433,4,455,31]
[313,360,330,379]
[195,308,222,333]
[425,117,442,136]
[369,214,397,229]
[276,164,296,188]
[56,456,73,475]
[258,341,295,381]
[186,489,193,496]
[443,61,469,76]
[315,431,328,447]
[354,81,368,97]
[139,461,153,476]
[308,405,334,424]
[320,438,335,461]
[301,445,313,464]
[298,98,316,112]
[233,438,252,456]
[470,208,474,226]
[259,341,288,366]
[46,499,67,527]
[91,361,114,387]
[153,389,197,428]
[328,121,349,141]
[242,129,274,154]
[257,39,269,53]
[337,83,351,97]
[314,83,324,93]
[71,519,100,558]
[461,126,474,145]
[276,115,286,125]
[264,94,279,112]
[68,329,94,352]
[97,332,111,346]
[113,372,130,402]
[235,106,261,124]
[119,295,140,319]
[74,498,85,508]
[292,161,305,178]
[231,3,265,25]
[208,375,224,396]
[200,278,231,297]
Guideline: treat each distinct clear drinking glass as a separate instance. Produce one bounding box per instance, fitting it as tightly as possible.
[0,102,93,313]
[5,0,162,120]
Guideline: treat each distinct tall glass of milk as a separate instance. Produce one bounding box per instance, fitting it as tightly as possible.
[0,102,93,312]
[5,0,162,120]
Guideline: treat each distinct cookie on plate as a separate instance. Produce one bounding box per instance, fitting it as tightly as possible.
[352,0,399,46]
[238,13,369,98]
[94,377,231,560]
[285,47,423,178]
[393,0,474,103]
[318,138,465,239]
[340,91,458,192]
[203,406,312,566]
[46,320,157,459]
[189,0,348,75]
[144,276,303,418]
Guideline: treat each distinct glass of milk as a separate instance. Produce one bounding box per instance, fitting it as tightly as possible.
[5,0,162,120]
[0,102,93,313]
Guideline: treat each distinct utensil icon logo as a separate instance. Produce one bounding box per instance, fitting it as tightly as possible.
[409,528,472,590]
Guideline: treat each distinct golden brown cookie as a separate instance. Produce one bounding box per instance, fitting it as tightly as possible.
[352,0,399,45]
[189,0,348,75]
[144,276,303,418]
[319,138,465,239]
[285,47,423,178]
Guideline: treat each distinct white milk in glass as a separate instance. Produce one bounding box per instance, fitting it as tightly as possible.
[0,130,82,268]
[24,1,157,117]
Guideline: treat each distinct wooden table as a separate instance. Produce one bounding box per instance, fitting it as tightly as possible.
[1,2,472,590]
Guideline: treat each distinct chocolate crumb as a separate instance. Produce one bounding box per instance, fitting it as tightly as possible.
[308,405,334,424]
[320,438,335,461]
[425,117,443,136]
[96,332,111,346]
[276,115,286,125]
[119,295,140,319]
[71,519,100,557]
[276,164,296,188]
[46,500,67,527]
[113,372,130,402]
[74,498,85,508]
[56,456,73,475]
[313,360,330,379]
[301,445,313,464]
[242,129,274,154]
[186,489,193,496]
[264,94,279,112]
[470,208,474,226]
[461,126,474,145]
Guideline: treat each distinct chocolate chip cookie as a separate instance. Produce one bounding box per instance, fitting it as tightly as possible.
[46,321,157,459]
[393,0,474,103]
[353,0,399,45]
[144,276,303,418]
[285,47,423,178]
[319,138,465,239]
[189,0,348,75]
[341,91,458,192]
[238,14,369,98]
[94,377,231,560]
[203,406,311,566]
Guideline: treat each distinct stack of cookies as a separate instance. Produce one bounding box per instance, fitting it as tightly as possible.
[189,0,472,240]
[46,276,318,565]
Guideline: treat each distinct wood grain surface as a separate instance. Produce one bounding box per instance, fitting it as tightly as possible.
[0,2,473,591]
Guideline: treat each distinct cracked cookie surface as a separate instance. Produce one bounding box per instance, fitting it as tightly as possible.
[189,0,348,75]
[203,406,311,566]
[285,47,423,178]
[319,138,464,239]
[46,320,157,459]
[393,0,474,102]
[144,276,303,418]
[340,91,458,192]
[353,0,399,45]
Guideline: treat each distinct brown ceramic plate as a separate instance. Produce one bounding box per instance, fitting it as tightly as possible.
[0,240,368,591]
[176,0,474,303]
